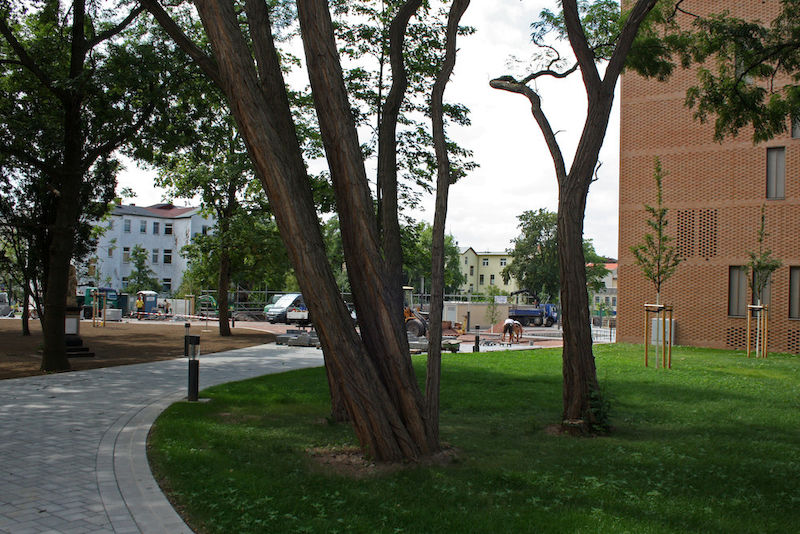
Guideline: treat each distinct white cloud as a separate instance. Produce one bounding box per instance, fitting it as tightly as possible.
[118,1,621,259]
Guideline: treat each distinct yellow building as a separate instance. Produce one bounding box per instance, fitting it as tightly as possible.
[459,247,519,294]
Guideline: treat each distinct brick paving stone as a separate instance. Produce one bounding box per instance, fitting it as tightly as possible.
[0,343,323,533]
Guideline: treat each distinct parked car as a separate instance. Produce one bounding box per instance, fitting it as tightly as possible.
[266,293,303,323]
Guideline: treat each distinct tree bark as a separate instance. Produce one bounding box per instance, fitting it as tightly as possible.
[297,0,437,455]
[377,0,422,317]
[217,247,232,336]
[21,282,30,336]
[183,0,437,461]
[490,0,659,431]
[427,0,470,440]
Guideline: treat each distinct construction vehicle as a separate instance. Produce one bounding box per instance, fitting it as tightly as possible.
[508,289,559,327]
[403,286,428,337]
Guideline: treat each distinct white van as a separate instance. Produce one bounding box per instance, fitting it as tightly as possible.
[265,293,303,323]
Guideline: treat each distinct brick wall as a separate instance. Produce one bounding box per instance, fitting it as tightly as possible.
[618,1,800,353]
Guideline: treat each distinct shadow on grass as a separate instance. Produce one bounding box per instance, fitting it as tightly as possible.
[149,345,800,534]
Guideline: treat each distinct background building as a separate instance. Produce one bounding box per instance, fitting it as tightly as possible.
[459,247,519,294]
[617,2,799,352]
[87,203,215,294]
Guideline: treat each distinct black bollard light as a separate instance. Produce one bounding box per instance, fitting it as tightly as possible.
[186,333,200,401]
[473,334,480,353]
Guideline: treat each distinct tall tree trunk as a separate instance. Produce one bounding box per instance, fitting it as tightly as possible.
[217,248,232,336]
[21,281,30,336]
[427,0,470,439]
[184,0,437,461]
[297,0,438,454]
[557,184,598,427]
[377,0,422,317]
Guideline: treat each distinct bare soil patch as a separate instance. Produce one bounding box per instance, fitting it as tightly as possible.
[0,318,276,380]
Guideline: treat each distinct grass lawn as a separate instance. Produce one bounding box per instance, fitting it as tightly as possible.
[148,344,800,533]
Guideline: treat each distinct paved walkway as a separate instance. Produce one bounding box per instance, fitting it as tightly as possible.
[0,344,324,534]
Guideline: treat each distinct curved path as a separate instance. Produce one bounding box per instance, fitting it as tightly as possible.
[0,343,323,533]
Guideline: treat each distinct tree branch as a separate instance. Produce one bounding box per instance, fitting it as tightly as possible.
[0,143,56,175]
[562,0,600,92]
[489,76,568,181]
[139,0,223,87]
[87,5,145,48]
[0,17,65,99]
[83,99,157,169]
[605,0,660,86]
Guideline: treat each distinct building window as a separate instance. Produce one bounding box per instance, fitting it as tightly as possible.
[152,249,159,264]
[500,258,507,266]
[728,266,747,317]
[469,284,474,292]
[164,223,173,235]
[122,277,129,288]
[201,225,210,235]
[482,258,489,267]
[123,219,131,233]
[163,249,172,264]
[612,297,617,306]
[162,278,172,292]
[793,116,800,139]
[464,257,468,265]
[140,220,147,233]
[595,296,600,304]
[790,267,800,319]
[479,274,485,285]
[490,274,495,285]
[107,247,113,257]
[469,265,474,276]
[153,222,159,234]
[123,247,130,263]
[767,147,785,199]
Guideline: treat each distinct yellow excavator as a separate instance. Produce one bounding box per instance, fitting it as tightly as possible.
[403,286,428,337]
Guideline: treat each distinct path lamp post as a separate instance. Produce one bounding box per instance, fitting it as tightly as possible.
[185,323,200,401]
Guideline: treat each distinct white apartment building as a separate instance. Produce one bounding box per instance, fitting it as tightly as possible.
[88,203,215,294]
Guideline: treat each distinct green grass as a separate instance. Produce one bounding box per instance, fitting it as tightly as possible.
[148,344,800,533]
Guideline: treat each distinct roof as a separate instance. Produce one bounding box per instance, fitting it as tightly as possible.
[459,247,509,256]
[112,203,200,219]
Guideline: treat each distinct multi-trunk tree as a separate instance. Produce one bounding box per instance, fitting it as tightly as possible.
[143,0,469,461]
[490,0,659,431]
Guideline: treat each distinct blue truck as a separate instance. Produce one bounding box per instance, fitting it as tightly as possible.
[507,289,559,327]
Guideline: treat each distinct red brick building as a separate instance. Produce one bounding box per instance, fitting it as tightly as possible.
[618,1,800,353]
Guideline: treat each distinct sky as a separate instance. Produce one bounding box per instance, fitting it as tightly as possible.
[117,0,621,259]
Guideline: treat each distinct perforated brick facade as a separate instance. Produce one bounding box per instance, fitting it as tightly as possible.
[618,1,800,353]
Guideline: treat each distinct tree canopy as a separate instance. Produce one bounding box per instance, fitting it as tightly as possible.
[630,0,800,142]
[0,0,183,370]
[504,208,610,303]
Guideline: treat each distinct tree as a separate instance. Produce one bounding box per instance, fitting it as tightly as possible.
[179,212,291,297]
[503,209,559,301]
[503,208,610,303]
[125,245,161,294]
[630,157,682,305]
[0,1,179,371]
[143,0,469,461]
[490,0,658,431]
[153,105,257,336]
[402,222,465,293]
[628,1,800,143]
[747,205,781,306]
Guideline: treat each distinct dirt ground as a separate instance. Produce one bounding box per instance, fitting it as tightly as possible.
[0,318,277,380]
